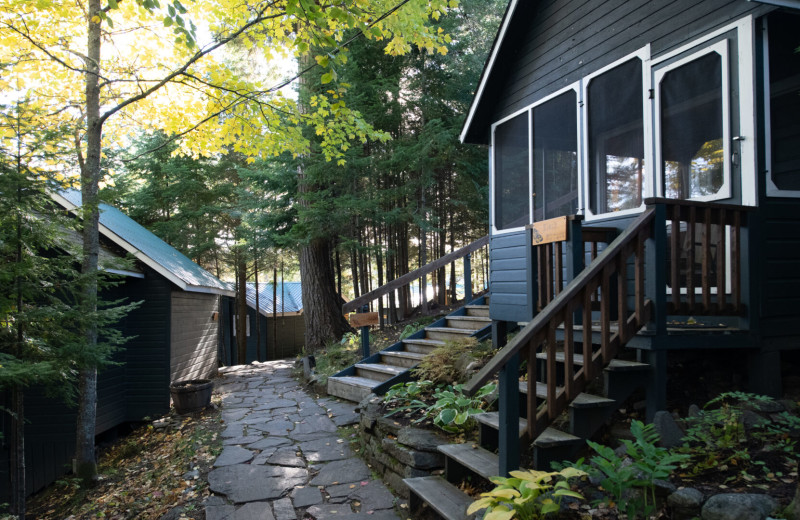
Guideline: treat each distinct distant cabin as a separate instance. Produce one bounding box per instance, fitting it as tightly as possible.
[220,281,306,364]
[0,190,233,500]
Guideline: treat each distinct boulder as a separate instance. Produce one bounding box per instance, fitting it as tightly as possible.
[701,493,779,520]
[668,487,704,520]
[653,410,685,448]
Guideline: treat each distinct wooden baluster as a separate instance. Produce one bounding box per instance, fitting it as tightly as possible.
[555,241,563,296]
[635,231,646,324]
[670,205,680,313]
[528,344,536,432]
[687,206,696,312]
[732,211,741,313]
[547,319,557,420]
[618,251,629,343]
[601,265,611,364]
[537,246,544,312]
[590,242,599,305]
[563,302,575,400]
[702,207,712,312]
[545,243,554,305]
[717,209,727,313]
[583,286,593,380]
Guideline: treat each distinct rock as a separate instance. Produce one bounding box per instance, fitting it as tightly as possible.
[741,409,769,430]
[688,404,702,418]
[380,437,442,469]
[668,487,704,520]
[701,493,779,520]
[214,446,255,467]
[207,464,307,503]
[309,458,372,486]
[396,427,447,452]
[654,479,677,497]
[272,497,296,520]
[779,399,798,414]
[182,469,200,480]
[653,410,685,448]
[234,502,277,520]
[159,506,185,520]
[291,486,323,508]
[153,418,170,429]
[754,400,785,414]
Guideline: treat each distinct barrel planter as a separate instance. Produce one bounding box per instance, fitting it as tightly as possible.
[169,379,213,414]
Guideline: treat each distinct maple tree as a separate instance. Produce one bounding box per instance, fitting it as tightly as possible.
[0,0,459,496]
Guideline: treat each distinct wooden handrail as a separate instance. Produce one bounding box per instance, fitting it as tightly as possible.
[462,208,656,395]
[343,235,490,313]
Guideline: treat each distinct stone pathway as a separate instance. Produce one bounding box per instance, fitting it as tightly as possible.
[204,360,403,520]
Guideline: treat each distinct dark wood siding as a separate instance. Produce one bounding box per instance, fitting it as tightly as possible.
[489,230,533,323]
[483,0,773,130]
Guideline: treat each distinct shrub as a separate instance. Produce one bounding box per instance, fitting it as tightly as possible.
[413,337,479,385]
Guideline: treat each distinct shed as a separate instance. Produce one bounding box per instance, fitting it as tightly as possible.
[220,281,305,364]
[0,190,233,500]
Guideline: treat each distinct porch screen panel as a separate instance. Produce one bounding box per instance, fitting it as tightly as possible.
[661,52,724,199]
[768,14,800,191]
[532,91,578,221]
[588,58,644,214]
[494,112,530,230]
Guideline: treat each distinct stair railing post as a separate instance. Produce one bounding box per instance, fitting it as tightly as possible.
[464,253,473,302]
[644,202,668,421]
[360,304,370,359]
[566,216,584,325]
[494,320,520,477]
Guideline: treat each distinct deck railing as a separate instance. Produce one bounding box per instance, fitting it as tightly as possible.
[463,198,751,475]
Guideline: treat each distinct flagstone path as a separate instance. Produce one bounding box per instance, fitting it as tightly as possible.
[204,360,403,520]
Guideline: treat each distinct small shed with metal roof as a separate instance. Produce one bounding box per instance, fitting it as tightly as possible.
[220,281,305,364]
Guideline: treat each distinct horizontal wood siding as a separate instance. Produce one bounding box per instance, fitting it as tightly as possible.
[170,292,219,382]
[489,0,772,125]
[759,199,800,341]
[266,315,305,360]
[124,269,171,421]
[490,231,533,322]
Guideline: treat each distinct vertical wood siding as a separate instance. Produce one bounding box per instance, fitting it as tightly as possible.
[170,292,219,382]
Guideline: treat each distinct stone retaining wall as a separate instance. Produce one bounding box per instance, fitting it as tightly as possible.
[358,397,449,498]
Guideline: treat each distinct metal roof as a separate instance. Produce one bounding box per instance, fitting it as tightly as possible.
[245,281,303,315]
[52,189,234,297]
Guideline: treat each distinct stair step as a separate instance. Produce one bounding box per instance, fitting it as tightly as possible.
[533,427,582,449]
[445,316,491,330]
[401,338,446,354]
[474,412,527,438]
[405,475,480,520]
[438,443,499,481]
[534,352,649,372]
[570,393,616,409]
[326,375,378,402]
[464,305,490,317]
[380,351,426,368]
[518,380,560,399]
[424,327,476,341]
[355,363,406,381]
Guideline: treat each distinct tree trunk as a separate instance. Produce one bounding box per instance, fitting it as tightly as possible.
[75,0,103,485]
[300,237,353,351]
[236,253,248,364]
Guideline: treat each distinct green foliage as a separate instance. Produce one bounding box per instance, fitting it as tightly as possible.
[412,337,477,385]
[429,382,495,433]
[383,380,435,420]
[306,333,361,385]
[468,467,586,520]
[585,421,689,519]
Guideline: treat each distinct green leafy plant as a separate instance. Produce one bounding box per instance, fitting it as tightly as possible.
[383,380,434,421]
[429,382,496,433]
[467,467,586,520]
[587,420,689,519]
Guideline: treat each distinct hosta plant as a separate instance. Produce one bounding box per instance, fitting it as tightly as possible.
[430,383,496,433]
[467,467,586,520]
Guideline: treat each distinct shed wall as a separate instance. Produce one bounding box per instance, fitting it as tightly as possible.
[170,291,219,382]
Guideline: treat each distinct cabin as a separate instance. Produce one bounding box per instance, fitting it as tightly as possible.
[0,190,233,500]
[455,0,799,472]
[219,281,306,364]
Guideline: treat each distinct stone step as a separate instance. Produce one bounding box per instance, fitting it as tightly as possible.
[401,338,446,354]
[380,351,426,368]
[405,475,480,520]
[438,443,499,481]
[445,316,491,331]
[326,375,377,402]
[464,305,490,317]
[424,327,475,342]
[355,363,406,382]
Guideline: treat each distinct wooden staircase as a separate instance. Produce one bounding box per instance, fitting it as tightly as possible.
[404,198,752,519]
[327,296,492,402]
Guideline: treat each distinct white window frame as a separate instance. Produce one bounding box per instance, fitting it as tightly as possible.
[762,16,800,197]
[582,46,653,222]
[490,82,581,235]
[653,40,732,202]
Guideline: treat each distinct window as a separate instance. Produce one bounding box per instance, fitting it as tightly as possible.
[587,58,645,215]
[532,91,579,221]
[766,12,800,193]
[493,112,530,231]
[659,49,727,200]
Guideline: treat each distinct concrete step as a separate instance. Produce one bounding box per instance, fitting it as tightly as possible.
[445,316,491,331]
[380,351,426,368]
[424,327,475,342]
[405,475,481,520]
[401,338,445,354]
[326,375,377,402]
[464,305,490,317]
[355,363,406,382]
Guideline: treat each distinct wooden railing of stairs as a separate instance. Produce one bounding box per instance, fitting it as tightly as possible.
[462,198,751,477]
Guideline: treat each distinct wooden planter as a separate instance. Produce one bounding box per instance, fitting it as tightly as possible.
[169,379,213,414]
